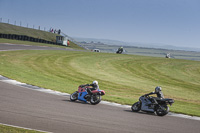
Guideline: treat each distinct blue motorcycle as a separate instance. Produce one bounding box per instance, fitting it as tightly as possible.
[70,85,105,105]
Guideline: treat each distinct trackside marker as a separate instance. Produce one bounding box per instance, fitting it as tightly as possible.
[0,123,52,133]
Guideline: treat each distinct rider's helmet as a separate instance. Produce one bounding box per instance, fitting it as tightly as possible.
[155,86,162,93]
[92,80,98,85]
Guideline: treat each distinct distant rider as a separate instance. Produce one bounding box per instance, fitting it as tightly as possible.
[81,81,99,94]
[118,47,123,52]
[144,86,164,104]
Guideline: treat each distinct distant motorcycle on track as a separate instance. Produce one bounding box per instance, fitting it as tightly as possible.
[70,85,105,105]
[131,95,174,116]
[116,47,123,54]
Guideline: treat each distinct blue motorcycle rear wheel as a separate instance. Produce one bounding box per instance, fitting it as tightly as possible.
[90,94,101,105]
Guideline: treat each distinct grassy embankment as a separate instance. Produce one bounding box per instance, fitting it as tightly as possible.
[0,50,200,117]
[0,23,84,50]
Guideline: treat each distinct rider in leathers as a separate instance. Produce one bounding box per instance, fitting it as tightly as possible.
[81,81,99,94]
[117,47,123,53]
[144,86,164,104]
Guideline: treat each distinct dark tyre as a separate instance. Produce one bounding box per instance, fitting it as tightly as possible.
[156,105,169,116]
[70,91,78,101]
[90,94,101,105]
[131,102,141,112]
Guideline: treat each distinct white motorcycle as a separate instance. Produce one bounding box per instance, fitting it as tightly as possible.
[131,95,174,116]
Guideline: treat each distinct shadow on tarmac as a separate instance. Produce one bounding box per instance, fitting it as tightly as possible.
[123,109,159,116]
[62,99,90,105]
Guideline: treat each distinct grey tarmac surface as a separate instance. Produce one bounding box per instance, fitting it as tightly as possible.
[1,81,200,133]
[0,43,200,133]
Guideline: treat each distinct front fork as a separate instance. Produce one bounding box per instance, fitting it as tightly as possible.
[156,104,168,112]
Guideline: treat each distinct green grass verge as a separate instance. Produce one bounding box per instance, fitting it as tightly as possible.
[0,124,43,133]
[0,50,200,116]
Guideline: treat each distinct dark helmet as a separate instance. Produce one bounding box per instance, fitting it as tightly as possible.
[155,86,162,93]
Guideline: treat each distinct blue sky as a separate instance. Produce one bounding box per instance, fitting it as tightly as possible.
[0,0,200,48]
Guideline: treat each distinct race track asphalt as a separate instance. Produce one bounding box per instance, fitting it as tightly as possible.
[0,43,200,133]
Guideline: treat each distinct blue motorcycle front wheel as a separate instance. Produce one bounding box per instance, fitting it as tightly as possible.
[70,91,78,101]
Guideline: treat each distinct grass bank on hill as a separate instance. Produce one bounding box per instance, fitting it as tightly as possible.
[0,23,58,42]
[0,23,84,50]
[0,50,200,116]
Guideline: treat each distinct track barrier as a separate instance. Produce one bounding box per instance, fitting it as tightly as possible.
[0,33,60,45]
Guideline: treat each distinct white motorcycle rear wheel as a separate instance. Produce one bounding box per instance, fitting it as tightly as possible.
[156,105,169,116]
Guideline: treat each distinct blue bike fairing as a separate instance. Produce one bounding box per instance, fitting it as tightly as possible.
[78,91,87,102]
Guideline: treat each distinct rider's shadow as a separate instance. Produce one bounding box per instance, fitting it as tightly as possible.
[124,109,157,116]
[62,99,89,104]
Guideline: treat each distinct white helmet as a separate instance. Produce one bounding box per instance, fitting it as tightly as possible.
[92,80,98,85]
[155,86,162,93]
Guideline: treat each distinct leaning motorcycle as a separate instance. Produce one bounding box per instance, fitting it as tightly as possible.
[131,95,174,116]
[116,49,123,54]
[70,85,105,105]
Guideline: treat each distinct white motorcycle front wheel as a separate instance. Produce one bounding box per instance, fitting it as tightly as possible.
[131,102,141,112]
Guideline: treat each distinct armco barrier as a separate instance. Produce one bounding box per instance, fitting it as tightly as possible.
[0,33,58,45]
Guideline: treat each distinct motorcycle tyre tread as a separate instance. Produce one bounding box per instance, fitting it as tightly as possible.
[70,91,78,101]
[131,102,141,112]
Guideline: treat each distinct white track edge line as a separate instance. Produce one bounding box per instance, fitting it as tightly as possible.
[0,123,52,133]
